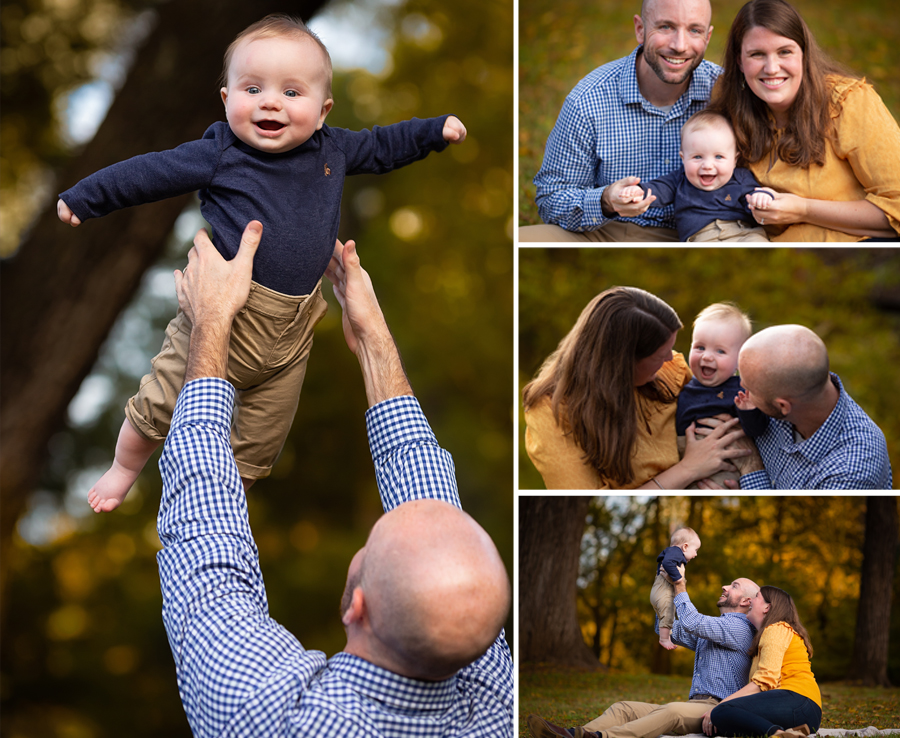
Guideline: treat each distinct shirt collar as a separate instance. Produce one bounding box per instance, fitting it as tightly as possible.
[327,652,459,713]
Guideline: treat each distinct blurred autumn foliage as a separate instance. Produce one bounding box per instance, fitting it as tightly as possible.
[518,0,900,224]
[1,0,513,735]
[518,247,900,490]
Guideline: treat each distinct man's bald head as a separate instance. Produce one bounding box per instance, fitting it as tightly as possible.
[739,325,830,405]
[343,499,510,681]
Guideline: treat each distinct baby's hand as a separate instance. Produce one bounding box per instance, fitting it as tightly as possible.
[735,390,757,411]
[57,199,81,227]
[619,185,645,204]
[746,188,776,212]
[443,116,467,144]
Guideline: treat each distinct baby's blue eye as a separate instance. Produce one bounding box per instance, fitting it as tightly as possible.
[284,90,298,98]
[248,86,261,94]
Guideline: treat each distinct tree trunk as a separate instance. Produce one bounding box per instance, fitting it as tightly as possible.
[519,496,599,668]
[0,0,327,618]
[849,497,899,687]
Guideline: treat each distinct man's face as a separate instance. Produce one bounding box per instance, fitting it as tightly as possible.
[222,34,333,154]
[737,357,787,419]
[717,579,748,610]
[635,0,713,87]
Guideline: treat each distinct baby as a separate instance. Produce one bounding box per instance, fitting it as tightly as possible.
[57,14,466,512]
[652,527,701,650]
[676,302,768,488]
[614,110,773,242]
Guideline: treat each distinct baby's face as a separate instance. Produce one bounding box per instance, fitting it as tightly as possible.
[680,124,738,191]
[221,34,333,154]
[689,317,745,387]
[683,538,701,561]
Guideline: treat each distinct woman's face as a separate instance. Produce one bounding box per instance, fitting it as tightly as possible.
[747,588,771,629]
[634,331,678,386]
[739,25,804,124]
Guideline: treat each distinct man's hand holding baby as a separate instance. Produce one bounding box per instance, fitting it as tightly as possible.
[442,116,467,144]
[603,176,658,218]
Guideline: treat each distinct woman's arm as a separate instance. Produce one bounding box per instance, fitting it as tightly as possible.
[749,192,895,239]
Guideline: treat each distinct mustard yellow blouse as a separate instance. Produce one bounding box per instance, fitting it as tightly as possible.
[749,76,900,242]
[750,621,822,708]
[523,352,691,489]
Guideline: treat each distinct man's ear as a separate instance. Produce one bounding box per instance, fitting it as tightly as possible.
[634,14,645,45]
[774,398,792,416]
[341,586,366,627]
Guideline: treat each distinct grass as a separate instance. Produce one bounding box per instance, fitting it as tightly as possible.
[518,0,900,226]
[519,663,900,737]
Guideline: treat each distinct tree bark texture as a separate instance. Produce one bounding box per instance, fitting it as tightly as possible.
[519,496,599,668]
[0,0,327,615]
[849,496,899,687]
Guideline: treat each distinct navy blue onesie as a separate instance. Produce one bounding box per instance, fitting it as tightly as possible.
[61,117,450,295]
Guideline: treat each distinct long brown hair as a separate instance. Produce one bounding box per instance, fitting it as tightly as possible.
[749,585,814,659]
[522,287,682,485]
[707,0,856,169]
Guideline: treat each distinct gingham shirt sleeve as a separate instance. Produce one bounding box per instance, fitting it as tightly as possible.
[365,395,461,512]
[673,592,754,652]
[157,378,323,738]
[534,95,612,231]
[366,395,515,734]
[739,469,773,489]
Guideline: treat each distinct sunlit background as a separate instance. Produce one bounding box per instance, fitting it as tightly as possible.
[1,0,514,734]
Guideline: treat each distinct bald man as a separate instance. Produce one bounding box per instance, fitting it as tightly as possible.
[529,575,760,738]
[727,325,891,489]
[521,0,720,242]
[157,222,513,737]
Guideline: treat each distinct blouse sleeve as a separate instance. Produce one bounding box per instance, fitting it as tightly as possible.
[831,78,900,235]
[523,401,608,490]
[750,621,795,691]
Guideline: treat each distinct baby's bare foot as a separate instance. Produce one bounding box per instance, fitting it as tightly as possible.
[87,462,139,513]
[659,638,678,651]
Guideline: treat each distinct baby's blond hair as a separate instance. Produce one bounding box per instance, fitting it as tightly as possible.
[694,302,752,343]
[220,14,333,97]
[670,527,699,547]
[680,109,735,146]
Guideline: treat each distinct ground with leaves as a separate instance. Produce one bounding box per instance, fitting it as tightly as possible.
[519,665,900,737]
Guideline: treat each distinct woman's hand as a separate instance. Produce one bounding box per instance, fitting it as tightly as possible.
[681,418,751,480]
[748,189,808,226]
[701,710,717,736]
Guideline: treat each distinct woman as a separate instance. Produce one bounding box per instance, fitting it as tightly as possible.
[708,0,900,241]
[707,586,823,737]
[522,286,747,489]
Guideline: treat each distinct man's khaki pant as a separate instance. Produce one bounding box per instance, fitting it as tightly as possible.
[583,698,719,738]
[518,222,678,242]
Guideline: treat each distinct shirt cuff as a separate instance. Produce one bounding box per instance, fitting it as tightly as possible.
[365,395,439,460]
[740,470,772,489]
[171,377,235,435]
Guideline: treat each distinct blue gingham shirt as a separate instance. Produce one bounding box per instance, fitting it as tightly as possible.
[664,592,755,700]
[157,378,513,737]
[533,46,721,231]
[741,373,893,489]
